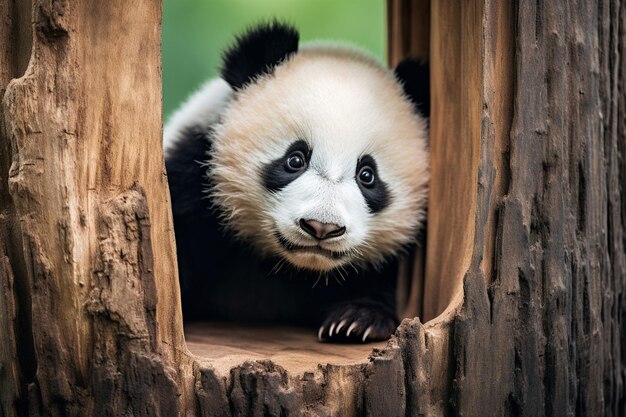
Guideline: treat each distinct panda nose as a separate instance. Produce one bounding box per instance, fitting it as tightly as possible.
[299,219,346,240]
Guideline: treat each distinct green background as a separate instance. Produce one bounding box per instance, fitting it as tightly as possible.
[162,0,386,120]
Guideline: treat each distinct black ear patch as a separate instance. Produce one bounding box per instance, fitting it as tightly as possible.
[220,21,299,90]
[394,58,430,118]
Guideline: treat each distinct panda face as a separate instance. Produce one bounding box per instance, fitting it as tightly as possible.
[209,45,429,271]
[260,139,382,271]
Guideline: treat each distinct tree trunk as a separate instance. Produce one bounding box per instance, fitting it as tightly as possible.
[1,1,625,417]
[0,1,192,416]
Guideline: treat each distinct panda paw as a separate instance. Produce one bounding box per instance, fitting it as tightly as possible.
[318,302,398,343]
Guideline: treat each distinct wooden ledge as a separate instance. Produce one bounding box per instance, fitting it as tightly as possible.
[185,322,386,375]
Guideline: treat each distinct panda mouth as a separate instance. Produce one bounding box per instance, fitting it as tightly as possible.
[276,233,347,259]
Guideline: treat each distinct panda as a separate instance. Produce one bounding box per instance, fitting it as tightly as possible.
[164,21,429,343]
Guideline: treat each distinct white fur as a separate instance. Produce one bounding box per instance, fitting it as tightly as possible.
[163,78,233,153]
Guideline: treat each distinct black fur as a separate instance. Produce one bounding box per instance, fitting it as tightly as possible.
[394,58,430,118]
[165,127,212,217]
[262,139,311,192]
[220,21,299,90]
[356,154,390,213]
[166,127,399,341]
[318,298,398,343]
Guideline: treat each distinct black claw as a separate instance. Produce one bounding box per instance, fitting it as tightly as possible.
[318,302,398,344]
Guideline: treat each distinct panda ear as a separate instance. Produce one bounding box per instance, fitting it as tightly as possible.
[220,21,299,90]
[394,58,430,118]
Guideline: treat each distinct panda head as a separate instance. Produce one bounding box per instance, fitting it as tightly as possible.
[210,22,429,272]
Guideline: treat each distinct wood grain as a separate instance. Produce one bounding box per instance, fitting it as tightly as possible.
[0,1,624,416]
[387,0,430,67]
[1,1,192,415]
[0,2,33,417]
[453,1,626,416]
[186,323,385,375]
[423,0,483,321]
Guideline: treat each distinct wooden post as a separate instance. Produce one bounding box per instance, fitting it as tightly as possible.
[0,1,624,416]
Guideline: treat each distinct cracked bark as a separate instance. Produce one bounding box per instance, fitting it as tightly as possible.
[0,1,624,416]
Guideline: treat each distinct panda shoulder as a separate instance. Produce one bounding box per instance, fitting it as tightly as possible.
[163,78,233,154]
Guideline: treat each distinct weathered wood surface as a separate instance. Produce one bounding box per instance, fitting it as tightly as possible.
[0,2,33,417]
[0,1,624,416]
[0,1,193,416]
[453,1,626,416]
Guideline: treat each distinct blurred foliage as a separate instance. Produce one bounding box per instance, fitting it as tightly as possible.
[163,0,386,119]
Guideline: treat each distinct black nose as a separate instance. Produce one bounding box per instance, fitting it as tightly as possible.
[299,219,346,240]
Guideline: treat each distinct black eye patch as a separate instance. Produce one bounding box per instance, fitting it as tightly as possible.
[262,140,311,192]
[356,155,390,213]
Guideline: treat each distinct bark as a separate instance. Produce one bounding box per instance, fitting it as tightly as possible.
[0,2,33,417]
[453,1,626,416]
[1,1,192,416]
[0,1,624,417]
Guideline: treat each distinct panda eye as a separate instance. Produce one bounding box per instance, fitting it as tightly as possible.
[285,151,307,172]
[358,166,375,187]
